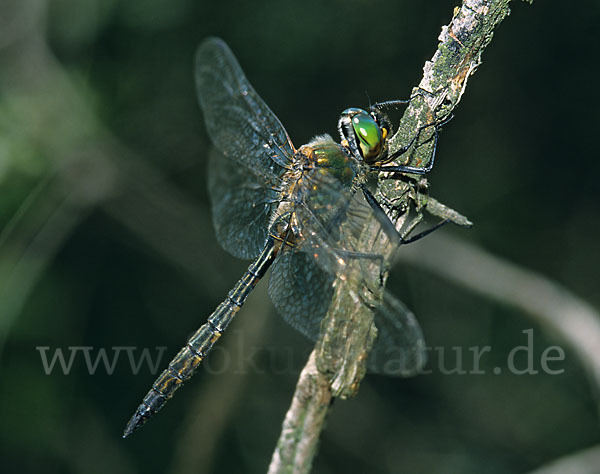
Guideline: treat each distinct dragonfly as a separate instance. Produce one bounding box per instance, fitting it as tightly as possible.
[123,37,455,438]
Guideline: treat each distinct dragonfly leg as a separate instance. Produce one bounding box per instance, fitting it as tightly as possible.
[361,185,448,246]
[370,87,435,111]
[361,185,403,244]
[371,98,412,110]
[371,113,454,175]
[401,218,450,244]
[335,248,384,266]
[332,248,386,287]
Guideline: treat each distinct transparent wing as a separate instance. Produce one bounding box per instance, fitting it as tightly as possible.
[269,254,427,376]
[208,150,278,259]
[366,292,427,376]
[294,170,394,282]
[294,170,355,272]
[196,37,294,180]
[268,250,334,340]
[275,163,425,375]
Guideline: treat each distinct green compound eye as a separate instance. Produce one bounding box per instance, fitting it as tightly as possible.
[351,112,383,160]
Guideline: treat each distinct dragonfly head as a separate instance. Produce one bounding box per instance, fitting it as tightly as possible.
[338,107,392,165]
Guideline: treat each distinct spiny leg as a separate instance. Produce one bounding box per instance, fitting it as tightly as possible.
[335,248,385,267]
[330,247,387,288]
[370,89,440,173]
[361,185,448,246]
[401,218,449,243]
[371,87,436,111]
[372,113,454,175]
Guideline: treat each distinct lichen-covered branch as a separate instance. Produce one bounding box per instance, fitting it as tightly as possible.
[382,0,529,213]
[267,351,332,474]
[268,1,528,473]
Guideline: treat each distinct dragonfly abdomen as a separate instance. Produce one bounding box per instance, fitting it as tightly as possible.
[123,238,277,438]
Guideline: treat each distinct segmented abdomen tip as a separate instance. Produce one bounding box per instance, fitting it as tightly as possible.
[122,406,149,438]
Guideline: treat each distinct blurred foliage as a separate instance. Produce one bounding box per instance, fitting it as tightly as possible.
[0,0,599,473]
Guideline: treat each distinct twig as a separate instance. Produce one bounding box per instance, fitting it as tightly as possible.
[267,351,332,474]
[268,1,528,472]
[526,444,600,474]
[397,232,600,397]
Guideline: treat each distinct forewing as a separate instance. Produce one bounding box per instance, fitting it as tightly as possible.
[367,292,427,376]
[196,37,294,179]
[268,250,334,340]
[208,150,278,259]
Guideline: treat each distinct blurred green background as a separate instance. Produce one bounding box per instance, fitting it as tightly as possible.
[1,0,599,473]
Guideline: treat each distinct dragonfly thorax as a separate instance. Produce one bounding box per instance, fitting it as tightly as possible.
[268,134,364,252]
